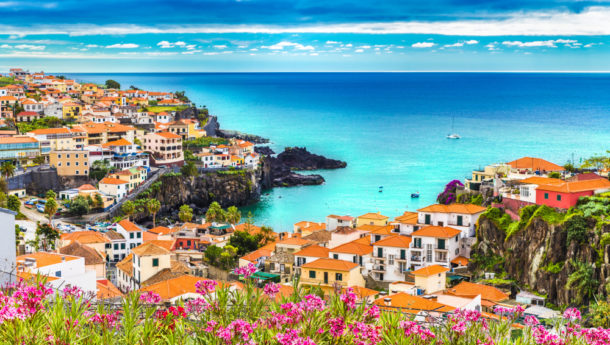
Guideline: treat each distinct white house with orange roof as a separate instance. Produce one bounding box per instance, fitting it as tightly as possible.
[115,219,143,250]
[99,177,129,200]
[329,239,373,275]
[16,252,97,294]
[356,212,389,227]
[409,226,462,270]
[392,211,420,235]
[101,138,149,170]
[139,275,204,302]
[293,221,326,236]
[294,245,330,267]
[328,226,362,249]
[22,99,44,113]
[411,264,450,294]
[239,248,273,269]
[326,214,355,230]
[371,235,412,282]
[417,204,487,237]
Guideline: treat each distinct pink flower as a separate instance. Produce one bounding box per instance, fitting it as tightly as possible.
[563,308,581,322]
[328,317,345,338]
[340,287,357,310]
[195,280,218,295]
[139,291,161,304]
[524,315,540,327]
[62,285,83,299]
[234,263,257,279]
[263,282,281,298]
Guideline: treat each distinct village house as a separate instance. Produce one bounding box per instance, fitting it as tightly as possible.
[108,167,148,192]
[299,258,365,293]
[326,214,355,231]
[356,212,389,227]
[27,128,86,154]
[417,204,486,238]
[371,235,412,282]
[59,241,107,279]
[99,177,129,200]
[49,150,89,176]
[409,226,462,270]
[0,136,41,165]
[115,219,143,250]
[294,245,330,267]
[411,264,450,294]
[105,230,128,262]
[15,111,44,122]
[142,131,184,167]
[391,211,420,235]
[328,239,373,275]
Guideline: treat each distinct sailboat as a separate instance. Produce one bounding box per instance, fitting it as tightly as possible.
[446,115,461,139]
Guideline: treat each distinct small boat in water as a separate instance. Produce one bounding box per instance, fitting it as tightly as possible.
[411,192,420,198]
[378,186,383,193]
[446,115,460,139]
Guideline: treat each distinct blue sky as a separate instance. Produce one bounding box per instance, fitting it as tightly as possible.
[0,0,609,72]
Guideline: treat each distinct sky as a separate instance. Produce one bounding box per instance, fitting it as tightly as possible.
[1,0,610,72]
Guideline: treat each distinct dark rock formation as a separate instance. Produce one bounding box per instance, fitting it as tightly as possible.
[275,147,347,170]
[254,146,275,155]
[217,129,269,144]
[470,213,610,306]
[203,115,220,137]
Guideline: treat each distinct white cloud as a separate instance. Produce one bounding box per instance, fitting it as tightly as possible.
[465,40,479,45]
[261,41,314,50]
[344,43,353,47]
[325,40,339,44]
[186,44,197,50]
[157,41,191,49]
[85,44,98,48]
[584,42,603,48]
[354,49,364,53]
[411,42,435,48]
[0,44,11,48]
[106,43,139,49]
[213,45,227,49]
[157,41,173,48]
[181,50,202,54]
[485,43,499,51]
[310,52,319,56]
[14,44,45,50]
[443,42,464,48]
[174,41,186,47]
[358,45,371,49]
[502,39,577,48]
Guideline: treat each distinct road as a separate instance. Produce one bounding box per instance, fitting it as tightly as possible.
[20,203,48,223]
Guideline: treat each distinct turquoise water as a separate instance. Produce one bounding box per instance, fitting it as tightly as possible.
[66,73,610,231]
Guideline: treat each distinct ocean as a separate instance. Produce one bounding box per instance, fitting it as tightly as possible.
[65,72,610,231]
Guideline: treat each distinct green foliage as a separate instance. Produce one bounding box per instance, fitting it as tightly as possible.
[506,205,540,238]
[35,222,60,251]
[174,90,190,103]
[589,299,610,328]
[94,194,104,209]
[144,105,188,113]
[70,195,90,216]
[44,197,58,223]
[481,207,512,234]
[121,201,136,219]
[163,172,182,178]
[204,244,238,270]
[532,205,566,224]
[565,215,589,245]
[566,259,598,305]
[225,206,241,225]
[1,162,16,180]
[542,261,564,274]
[227,231,263,256]
[16,117,63,133]
[0,76,21,87]
[479,278,514,285]
[183,136,228,148]
[548,171,561,178]
[184,149,198,162]
[89,159,113,181]
[180,161,198,177]
[577,197,610,217]
[581,151,610,171]
[205,201,225,223]
[470,250,505,273]
[105,79,121,89]
[179,204,193,223]
[147,198,161,227]
[7,195,20,212]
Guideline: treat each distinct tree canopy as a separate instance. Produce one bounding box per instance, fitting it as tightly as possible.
[105,80,121,90]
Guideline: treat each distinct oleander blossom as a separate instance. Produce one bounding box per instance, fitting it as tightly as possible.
[524,315,540,327]
[195,279,218,295]
[62,285,83,299]
[234,263,257,279]
[139,291,161,304]
[563,308,582,322]
[399,320,435,340]
[340,287,357,310]
[263,282,281,298]
[276,329,317,345]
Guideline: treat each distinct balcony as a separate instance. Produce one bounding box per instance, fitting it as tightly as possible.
[299,277,347,287]
[435,247,448,252]
[373,256,386,262]
[411,256,422,262]
[371,266,386,273]
[395,257,408,262]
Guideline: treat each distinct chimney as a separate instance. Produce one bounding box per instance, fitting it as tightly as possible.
[384,297,391,306]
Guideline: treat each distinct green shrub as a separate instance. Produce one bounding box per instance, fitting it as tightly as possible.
[565,215,589,245]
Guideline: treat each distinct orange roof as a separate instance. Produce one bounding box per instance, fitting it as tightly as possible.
[143,231,158,242]
[301,258,359,271]
[330,241,373,256]
[17,252,79,268]
[278,237,314,246]
[342,286,379,299]
[102,138,133,147]
[373,292,455,313]
[373,235,412,248]
[411,264,450,277]
[17,271,59,282]
[417,204,487,214]
[116,254,133,276]
[75,122,135,134]
[147,240,175,251]
[77,184,97,191]
[100,177,128,185]
[0,136,38,144]
[518,176,565,186]
[117,219,141,232]
[294,245,330,258]
[148,226,178,235]
[535,178,610,193]
[327,214,354,221]
[393,211,418,224]
[156,131,181,139]
[508,157,564,172]
[352,235,373,245]
[295,221,326,232]
[97,279,124,300]
[451,256,470,266]
[412,226,461,238]
[358,212,389,220]
[132,242,170,256]
[139,275,207,300]
[447,281,509,303]
[240,248,273,262]
[60,231,110,244]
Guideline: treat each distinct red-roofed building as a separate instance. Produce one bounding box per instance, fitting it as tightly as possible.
[15,111,43,122]
[371,235,413,282]
[410,226,462,271]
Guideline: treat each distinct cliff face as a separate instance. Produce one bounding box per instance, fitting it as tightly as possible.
[134,168,261,223]
[471,215,610,306]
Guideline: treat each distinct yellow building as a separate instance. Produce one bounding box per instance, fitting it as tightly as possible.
[356,212,389,227]
[27,128,87,154]
[81,83,99,93]
[411,264,450,294]
[62,102,81,119]
[299,258,365,293]
[49,150,89,176]
[465,163,511,190]
[108,167,147,192]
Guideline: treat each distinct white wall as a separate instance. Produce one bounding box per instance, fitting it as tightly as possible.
[410,234,460,271]
[0,209,16,285]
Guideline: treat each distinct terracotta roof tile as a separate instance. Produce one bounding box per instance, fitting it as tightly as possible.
[61,231,110,244]
[373,292,454,313]
[17,252,79,268]
[294,245,330,258]
[507,157,564,172]
[330,241,373,256]
[373,235,412,248]
[411,226,461,238]
[132,242,170,256]
[447,282,509,303]
[117,219,141,232]
[357,212,389,220]
[411,264,450,277]
[59,242,104,265]
[451,256,470,266]
[301,258,359,271]
[139,275,205,301]
[417,204,487,214]
[393,211,418,224]
[240,248,273,262]
[116,254,133,276]
[100,177,128,185]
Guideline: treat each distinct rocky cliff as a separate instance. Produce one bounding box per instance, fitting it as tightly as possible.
[133,168,261,224]
[471,210,610,306]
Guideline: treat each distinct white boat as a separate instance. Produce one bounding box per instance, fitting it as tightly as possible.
[447,115,460,139]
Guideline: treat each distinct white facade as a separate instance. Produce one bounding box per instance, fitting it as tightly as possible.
[328,230,362,249]
[0,208,16,285]
[410,234,460,270]
[115,221,143,250]
[329,251,373,276]
[326,215,355,231]
[417,211,483,237]
[19,254,96,295]
[371,245,410,282]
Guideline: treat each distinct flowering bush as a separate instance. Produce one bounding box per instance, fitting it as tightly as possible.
[0,276,609,345]
[437,179,464,205]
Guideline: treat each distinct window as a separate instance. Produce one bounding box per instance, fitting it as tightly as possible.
[400,249,406,260]
[335,273,343,281]
[309,270,316,279]
[152,258,159,267]
[75,154,79,158]
[55,271,61,277]
[66,154,70,158]
[137,232,141,238]
[425,214,431,224]
[353,255,357,263]
[374,235,381,242]
[121,243,125,249]
[75,162,79,166]
[75,170,79,175]
[388,255,394,265]
[557,195,562,201]
[114,243,119,250]
[377,248,383,257]
[130,233,134,239]
[114,255,119,261]
[414,238,422,248]
[438,239,446,250]
[544,193,549,199]
[58,162,62,166]
[457,215,463,226]
[57,154,61,158]
[333,254,339,260]
[520,186,530,197]
[66,162,70,166]
[105,243,111,249]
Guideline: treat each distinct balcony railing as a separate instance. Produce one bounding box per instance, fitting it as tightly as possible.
[411,256,422,262]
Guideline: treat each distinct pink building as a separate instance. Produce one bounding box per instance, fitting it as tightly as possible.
[142,131,184,167]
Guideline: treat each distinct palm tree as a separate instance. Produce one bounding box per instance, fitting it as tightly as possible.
[1,161,15,180]
[44,197,58,226]
[260,226,274,244]
[566,259,598,305]
[179,204,193,223]
[205,201,225,223]
[147,199,161,227]
[121,200,136,220]
[225,206,241,225]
